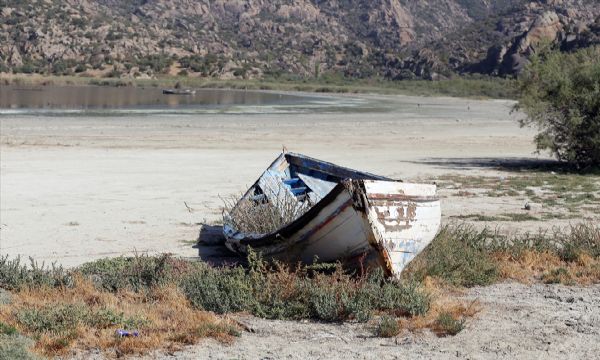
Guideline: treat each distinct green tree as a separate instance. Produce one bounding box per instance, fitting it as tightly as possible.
[515,46,600,168]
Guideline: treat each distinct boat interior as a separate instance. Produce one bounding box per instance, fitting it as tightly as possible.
[246,152,392,207]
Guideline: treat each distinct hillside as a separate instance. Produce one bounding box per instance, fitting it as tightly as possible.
[0,0,599,80]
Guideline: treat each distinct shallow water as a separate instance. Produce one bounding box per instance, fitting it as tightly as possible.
[0,85,385,116]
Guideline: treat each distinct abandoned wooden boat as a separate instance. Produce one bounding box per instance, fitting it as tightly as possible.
[223,152,441,278]
[162,89,196,95]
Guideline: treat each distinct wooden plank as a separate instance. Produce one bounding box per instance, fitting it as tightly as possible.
[286,153,392,181]
[297,173,337,200]
[258,169,297,206]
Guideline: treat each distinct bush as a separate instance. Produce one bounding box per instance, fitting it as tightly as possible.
[13,63,36,74]
[181,255,430,322]
[407,226,499,287]
[378,281,430,316]
[433,312,465,336]
[375,315,400,337]
[407,223,600,285]
[0,334,37,360]
[180,266,254,314]
[0,256,71,291]
[0,323,16,336]
[490,223,600,260]
[74,64,87,73]
[195,322,241,338]
[135,55,173,73]
[77,254,177,292]
[542,267,574,285]
[561,222,600,259]
[516,46,600,168]
[16,304,145,335]
[16,304,87,334]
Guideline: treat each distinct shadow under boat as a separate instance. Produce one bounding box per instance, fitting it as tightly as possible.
[194,223,244,267]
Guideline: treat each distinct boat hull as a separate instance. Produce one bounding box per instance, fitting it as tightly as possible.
[162,89,196,95]
[224,179,440,277]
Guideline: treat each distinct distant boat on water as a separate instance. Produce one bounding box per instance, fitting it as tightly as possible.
[162,89,196,95]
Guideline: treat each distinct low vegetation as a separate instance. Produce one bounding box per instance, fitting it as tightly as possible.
[0,252,431,357]
[406,223,600,286]
[437,171,600,221]
[0,73,517,99]
[1,221,598,357]
[0,329,37,360]
[375,315,401,337]
[432,312,465,337]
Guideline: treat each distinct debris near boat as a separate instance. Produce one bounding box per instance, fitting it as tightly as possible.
[162,88,196,95]
[223,152,441,278]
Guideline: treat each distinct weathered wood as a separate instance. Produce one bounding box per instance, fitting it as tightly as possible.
[297,173,337,200]
[223,152,440,278]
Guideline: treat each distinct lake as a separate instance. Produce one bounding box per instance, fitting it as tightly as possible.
[0,85,382,116]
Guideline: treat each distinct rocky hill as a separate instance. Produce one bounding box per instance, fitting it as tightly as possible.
[1,0,599,80]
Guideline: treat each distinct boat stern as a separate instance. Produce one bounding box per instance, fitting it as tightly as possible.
[361,180,441,278]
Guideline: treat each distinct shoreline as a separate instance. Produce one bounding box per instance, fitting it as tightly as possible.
[0,73,517,100]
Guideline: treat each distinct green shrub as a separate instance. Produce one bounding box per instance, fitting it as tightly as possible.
[0,323,16,336]
[561,222,600,259]
[407,226,499,287]
[307,285,340,321]
[434,312,464,336]
[0,290,11,306]
[492,223,600,260]
[180,266,254,314]
[375,315,400,337]
[16,304,145,335]
[78,254,177,292]
[74,64,87,73]
[0,255,71,291]
[135,54,173,73]
[377,281,430,316]
[181,255,429,322]
[16,304,87,334]
[88,308,147,330]
[0,334,38,360]
[542,267,575,285]
[195,322,241,338]
[3,251,433,326]
[106,69,122,78]
[516,45,600,168]
[408,223,599,286]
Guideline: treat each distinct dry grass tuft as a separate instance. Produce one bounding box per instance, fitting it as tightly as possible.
[0,277,239,357]
[494,250,600,285]
[222,186,311,235]
[378,278,480,338]
[406,223,600,287]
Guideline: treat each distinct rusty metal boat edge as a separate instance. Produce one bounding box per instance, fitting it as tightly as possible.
[223,152,441,278]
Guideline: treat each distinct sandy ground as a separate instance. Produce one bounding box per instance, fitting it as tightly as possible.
[0,93,544,267]
[129,283,596,360]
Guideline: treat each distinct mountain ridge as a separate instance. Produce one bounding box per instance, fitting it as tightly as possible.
[1,0,599,80]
